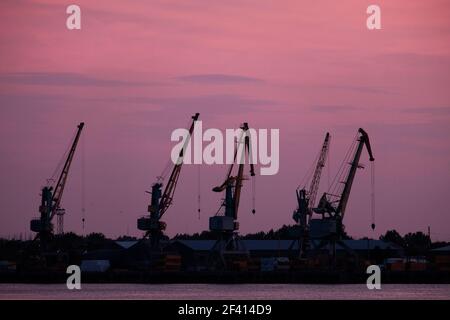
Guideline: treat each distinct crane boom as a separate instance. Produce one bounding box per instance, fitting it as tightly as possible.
[31,122,84,244]
[307,132,330,213]
[315,128,374,220]
[337,128,374,218]
[138,113,199,245]
[50,122,84,220]
[231,123,255,219]
[159,113,200,219]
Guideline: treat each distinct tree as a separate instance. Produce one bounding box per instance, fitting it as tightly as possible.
[116,235,138,241]
[403,232,431,256]
[85,232,106,241]
[380,229,405,247]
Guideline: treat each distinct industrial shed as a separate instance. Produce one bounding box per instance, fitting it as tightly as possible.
[172,239,403,270]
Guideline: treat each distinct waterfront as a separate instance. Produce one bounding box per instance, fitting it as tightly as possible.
[1,283,449,300]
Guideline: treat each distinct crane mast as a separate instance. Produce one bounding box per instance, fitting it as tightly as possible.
[313,128,375,239]
[306,128,375,266]
[308,133,330,215]
[30,122,85,245]
[210,122,255,230]
[291,133,329,258]
[137,113,200,247]
[293,132,330,227]
[208,122,255,269]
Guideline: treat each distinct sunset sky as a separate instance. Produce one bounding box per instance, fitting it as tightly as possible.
[1,0,449,241]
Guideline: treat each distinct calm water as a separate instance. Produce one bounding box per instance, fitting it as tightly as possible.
[0,283,449,300]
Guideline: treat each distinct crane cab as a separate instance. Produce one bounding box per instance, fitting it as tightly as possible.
[30,218,53,233]
[209,216,238,232]
[137,216,167,231]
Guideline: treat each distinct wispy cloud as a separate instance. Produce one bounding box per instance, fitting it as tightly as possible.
[312,105,357,113]
[0,92,277,115]
[380,53,450,68]
[177,74,264,85]
[402,106,450,115]
[0,72,151,87]
[327,85,395,95]
[336,120,450,142]
[104,94,276,113]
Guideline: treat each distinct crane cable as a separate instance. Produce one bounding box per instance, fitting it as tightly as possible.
[158,117,193,182]
[197,164,201,219]
[370,161,376,230]
[48,130,78,186]
[248,129,256,214]
[329,132,358,199]
[252,174,256,214]
[158,159,173,182]
[327,141,331,190]
[81,131,86,235]
[297,146,321,191]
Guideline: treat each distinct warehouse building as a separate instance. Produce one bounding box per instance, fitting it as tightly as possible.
[172,239,404,271]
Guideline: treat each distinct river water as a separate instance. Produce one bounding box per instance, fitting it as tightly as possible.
[0,283,449,300]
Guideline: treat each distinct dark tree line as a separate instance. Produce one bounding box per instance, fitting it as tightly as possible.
[1,227,448,261]
[379,229,448,256]
[174,224,353,241]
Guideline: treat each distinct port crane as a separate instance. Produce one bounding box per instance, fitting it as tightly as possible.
[30,122,85,249]
[311,128,375,262]
[209,122,256,268]
[137,113,200,248]
[291,132,330,257]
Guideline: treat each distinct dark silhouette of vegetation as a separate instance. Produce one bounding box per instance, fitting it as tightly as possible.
[174,230,216,240]
[116,235,138,241]
[380,229,405,247]
[1,228,448,262]
[380,229,449,256]
[174,224,353,240]
[404,232,432,256]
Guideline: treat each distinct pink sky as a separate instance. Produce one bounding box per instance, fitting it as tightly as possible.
[0,0,449,240]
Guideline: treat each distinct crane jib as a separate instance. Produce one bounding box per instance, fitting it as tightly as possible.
[49,122,84,221]
[159,114,200,218]
[337,128,375,218]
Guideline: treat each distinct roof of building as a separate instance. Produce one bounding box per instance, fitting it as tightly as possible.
[115,241,139,249]
[431,245,450,252]
[339,240,402,251]
[174,239,402,252]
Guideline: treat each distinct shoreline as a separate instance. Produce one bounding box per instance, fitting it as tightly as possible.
[1,270,449,285]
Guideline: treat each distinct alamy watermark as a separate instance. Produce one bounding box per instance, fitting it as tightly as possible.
[366,265,381,290]
[66,5,81,30]
[367,5,381,30]
[170,121,279,176]
[66,265,81,290]
[65,263,380,290]
[66,4,380,31]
